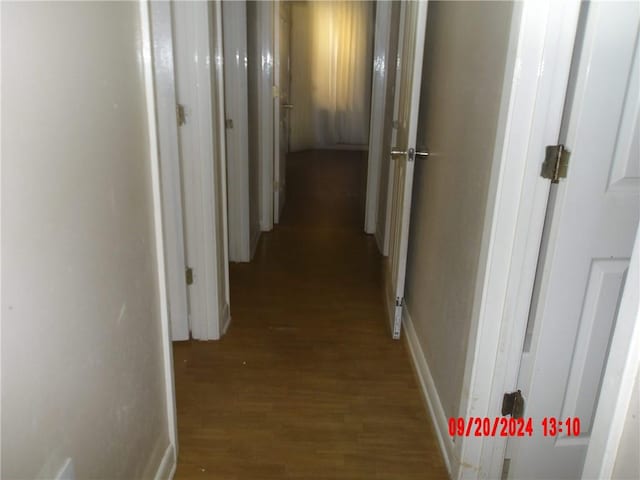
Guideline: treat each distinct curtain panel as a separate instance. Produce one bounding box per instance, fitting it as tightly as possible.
[290,1,374,151]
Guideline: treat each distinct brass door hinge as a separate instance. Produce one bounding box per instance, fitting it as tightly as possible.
[541,144,570,183]
[185,267,194,286]
[502,390,525,418]
[176,103,186,126]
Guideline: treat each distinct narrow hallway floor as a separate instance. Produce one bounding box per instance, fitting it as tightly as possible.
[173,150,448,479]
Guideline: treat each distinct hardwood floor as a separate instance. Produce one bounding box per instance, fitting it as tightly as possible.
[173,150,448,479]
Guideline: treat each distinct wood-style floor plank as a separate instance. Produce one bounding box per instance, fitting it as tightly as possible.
[173,150,448,479]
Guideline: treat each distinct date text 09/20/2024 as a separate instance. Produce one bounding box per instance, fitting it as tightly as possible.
[448,417,582,437]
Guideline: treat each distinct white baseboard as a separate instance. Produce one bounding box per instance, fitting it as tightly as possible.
[154,443,176,480]
[221,302,231,335]
[402,305,455,478]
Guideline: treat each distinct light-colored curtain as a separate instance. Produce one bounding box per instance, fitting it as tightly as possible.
[290,1,374,151]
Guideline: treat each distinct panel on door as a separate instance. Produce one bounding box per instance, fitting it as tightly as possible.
[508,3,640,478]
[274,1,290,224]
[384,1,429,339]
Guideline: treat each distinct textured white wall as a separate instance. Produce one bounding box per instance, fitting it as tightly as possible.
[404,1,514,419]
[1,2,171,477]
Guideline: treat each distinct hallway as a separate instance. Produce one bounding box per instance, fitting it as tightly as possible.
[173,150,447,479]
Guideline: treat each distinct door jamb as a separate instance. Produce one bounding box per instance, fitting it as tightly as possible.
[209,0,232,335]
[454,1,582,478]
[222,1,251,262]
[257,1,275,232]
[179,0,228,339]
[148,1,189,342]
[273,0,283,225]
[153,0,230,341]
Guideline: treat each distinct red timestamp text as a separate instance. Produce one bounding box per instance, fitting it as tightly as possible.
[448,417,582,437]
[448,417,534,437]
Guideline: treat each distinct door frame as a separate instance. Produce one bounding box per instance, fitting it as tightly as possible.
[454,0,639,478]
[455,0,581,477]
[149,0,189,342]
[256,1,275,233]
[273,0,288,225]
[364,1,395,235]
[224,1,274,253]
[222,1,251,262]
[151,0,230,341]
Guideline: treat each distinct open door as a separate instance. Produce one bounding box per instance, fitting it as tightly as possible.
[384,1,429,339]
[506,2,640,477]
[273,1,290,224]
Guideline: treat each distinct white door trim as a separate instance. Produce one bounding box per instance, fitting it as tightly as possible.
[223,1,251,262]
[176,0,227,339]
[273,0,286,225]
[209,0,232,335]
[198,0,230,339]
[157,0,229,341]
[257,1,275,233]
[141,0,178,453]
[364,0,393,235]
[149,0,189,342]
[455,1,581,478]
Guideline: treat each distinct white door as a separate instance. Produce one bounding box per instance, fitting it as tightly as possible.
[273,1,290,224]
[508,2,640,478]
[384,1,429,339]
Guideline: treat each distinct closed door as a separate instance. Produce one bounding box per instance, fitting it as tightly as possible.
[384,1,429,339]
[507,2,640,477]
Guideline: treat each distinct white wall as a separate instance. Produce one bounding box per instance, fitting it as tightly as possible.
[2,2,173,478]
[404,1,514,418]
